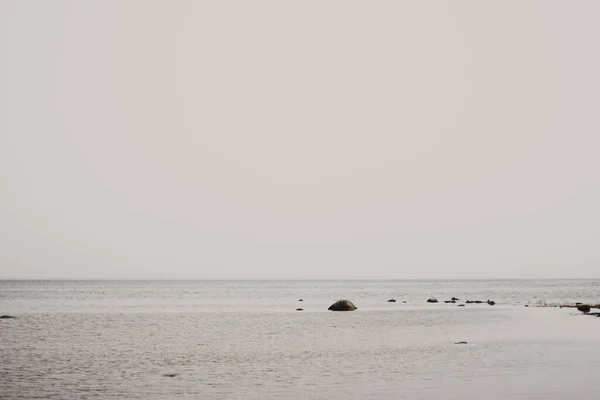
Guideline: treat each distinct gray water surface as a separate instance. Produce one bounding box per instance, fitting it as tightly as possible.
[1,280,599,399]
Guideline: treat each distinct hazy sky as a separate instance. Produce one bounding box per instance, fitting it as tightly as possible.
[1,1,599,279]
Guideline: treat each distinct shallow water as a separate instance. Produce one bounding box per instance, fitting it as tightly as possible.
[1,280,599,399]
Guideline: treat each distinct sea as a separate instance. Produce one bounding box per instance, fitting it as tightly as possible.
[1,279,599,399]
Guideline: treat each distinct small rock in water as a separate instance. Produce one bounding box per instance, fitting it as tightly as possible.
[163,373,178,378]
[427,298,438,303]
[388,299,396,303]
[451,297,459,301]
[298,299,304,302]
[577,305,591,313]
[487,300,496,306]
[444,300,456,304]
[457,304,465,307]
[0,315,17,319]
[296,308,304,311]
[454,341,468,345]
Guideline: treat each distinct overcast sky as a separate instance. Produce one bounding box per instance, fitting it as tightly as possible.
[1,1,599,279]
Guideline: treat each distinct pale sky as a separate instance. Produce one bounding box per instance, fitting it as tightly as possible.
[1,1,599,279]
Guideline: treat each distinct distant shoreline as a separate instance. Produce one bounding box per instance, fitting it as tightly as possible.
[1,278,598,282]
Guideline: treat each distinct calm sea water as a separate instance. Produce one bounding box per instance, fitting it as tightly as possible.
[1,279,599,399]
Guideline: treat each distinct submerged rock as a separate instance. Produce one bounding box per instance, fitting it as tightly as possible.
[163,373,178,378]
[451,297,459,301]
[444,300,456,304]
[0,315,17,319]
[298,299,304,302]
[427,298,438,303]
[454,341,468,345]
[328,299,357,311]
[388,299,397,303]
[296,308,304,311]
[457,304,465,307]
[487,300,496,306]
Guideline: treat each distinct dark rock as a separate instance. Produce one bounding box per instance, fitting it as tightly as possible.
[454,341,468,345]
[457,304,465,307]
[466,300,483,304]
[525,305,529,307]
[487,300,496,306]
[444,300,456,303]
[577,305,591,313]
[298,299,303,302]
[163,373,178,378]
[328,299,357,311]
[576,302,583,306]
[0,315,17,319]
[427,298,438,303]
[403,301,407,303]
[296,308,304,311]
[451,297,459,301]
[388,299,396,303]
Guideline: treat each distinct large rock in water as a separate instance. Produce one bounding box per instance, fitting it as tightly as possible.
[328,299,357,311]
